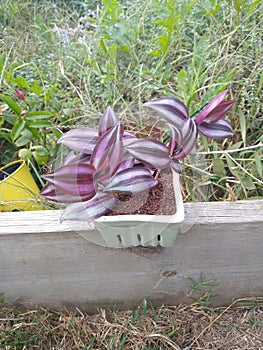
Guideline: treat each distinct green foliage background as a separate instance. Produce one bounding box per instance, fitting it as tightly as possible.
[0,0,262,201]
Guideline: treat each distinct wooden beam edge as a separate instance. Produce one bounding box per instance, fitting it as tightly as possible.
[0,199,263,311]
[0,199,262,236]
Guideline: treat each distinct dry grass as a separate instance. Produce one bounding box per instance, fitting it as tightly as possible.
[1,298,263,349]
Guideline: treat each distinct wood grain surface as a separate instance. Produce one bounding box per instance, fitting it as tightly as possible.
[0,200,262,313]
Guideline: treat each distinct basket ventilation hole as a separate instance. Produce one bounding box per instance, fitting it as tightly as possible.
[157,234,161,242]
[137,234,142,242]
[117,235,122,244]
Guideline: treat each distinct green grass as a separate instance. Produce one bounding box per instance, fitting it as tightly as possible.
[0,0,262,201]
[1,295,263,349]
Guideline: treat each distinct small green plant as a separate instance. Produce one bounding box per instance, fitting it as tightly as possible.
[187,273,217,310]
[0,77,62,171]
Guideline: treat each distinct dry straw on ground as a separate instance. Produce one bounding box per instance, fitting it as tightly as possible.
[1,297,263,349]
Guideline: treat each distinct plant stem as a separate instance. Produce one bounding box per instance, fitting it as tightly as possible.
[197,143,263,155]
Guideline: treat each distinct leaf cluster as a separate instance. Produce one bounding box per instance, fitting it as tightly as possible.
[40,90,235,220]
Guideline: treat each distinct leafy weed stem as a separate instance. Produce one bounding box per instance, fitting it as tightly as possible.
[225,153,263,185]
[197,143,263,155]
[0,42,14,87]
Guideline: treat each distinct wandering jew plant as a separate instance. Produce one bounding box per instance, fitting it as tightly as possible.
[40,90,235,221]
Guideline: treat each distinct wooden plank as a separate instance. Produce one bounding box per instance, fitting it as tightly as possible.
[0,200,262,313]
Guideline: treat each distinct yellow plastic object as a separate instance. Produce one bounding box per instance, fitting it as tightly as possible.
[0,160,43,212]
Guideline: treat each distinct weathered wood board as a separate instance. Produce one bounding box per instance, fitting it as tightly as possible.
[0,200,262,313]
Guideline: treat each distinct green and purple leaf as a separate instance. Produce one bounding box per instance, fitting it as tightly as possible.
[197,119,234,139]
[57,127,98,153]
[93,156,111,186]
[126,138,170,169]
[41,162,96,198]
[104,167,158,193]
[40,183,92,203]
[144,97,188,127]
[194,90,235,140]
[90,123,124,176]
[123,131,137,145]
[196,100,236,124]
[115,152,135,173]
[61,192,116,221]
[173,118,197,159]
[194,90,229,125]
[170,159,182,173]
[63,152,91,165]
[195,90,235,125]
[167,123,182,155]
[98,106,119,136]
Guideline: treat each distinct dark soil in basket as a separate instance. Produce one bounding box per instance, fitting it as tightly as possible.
[107,170,176,216]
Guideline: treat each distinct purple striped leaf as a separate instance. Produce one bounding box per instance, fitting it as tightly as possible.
[58,127,98,153]
[173,118,198,160]
[198,119,234,139]
[170,159,182,174]
[115,152,135,173]
[40,183,92,203]
[198,99,236,123]
[194,89,235,125]
[167,123,182,155]
[104,167,158,193]
[90,123,124,176]
[98,106,119,136]
[42,162,96,198]
[126,138,170,169]
[61,192,116,221]
[64,151,91,165]
[93,156,111,186]
[144,97,188,127]
[194,90,228,125]
[123,131,137,146]
[64,151,78,164]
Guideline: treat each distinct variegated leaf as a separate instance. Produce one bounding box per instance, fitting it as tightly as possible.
[104,167,158,193]
[126,138,170,169]
[58,127,98,153]
[61,192,116,221]
[198,119,234,139]
[42,162,95,197]
[98,106,120,136]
